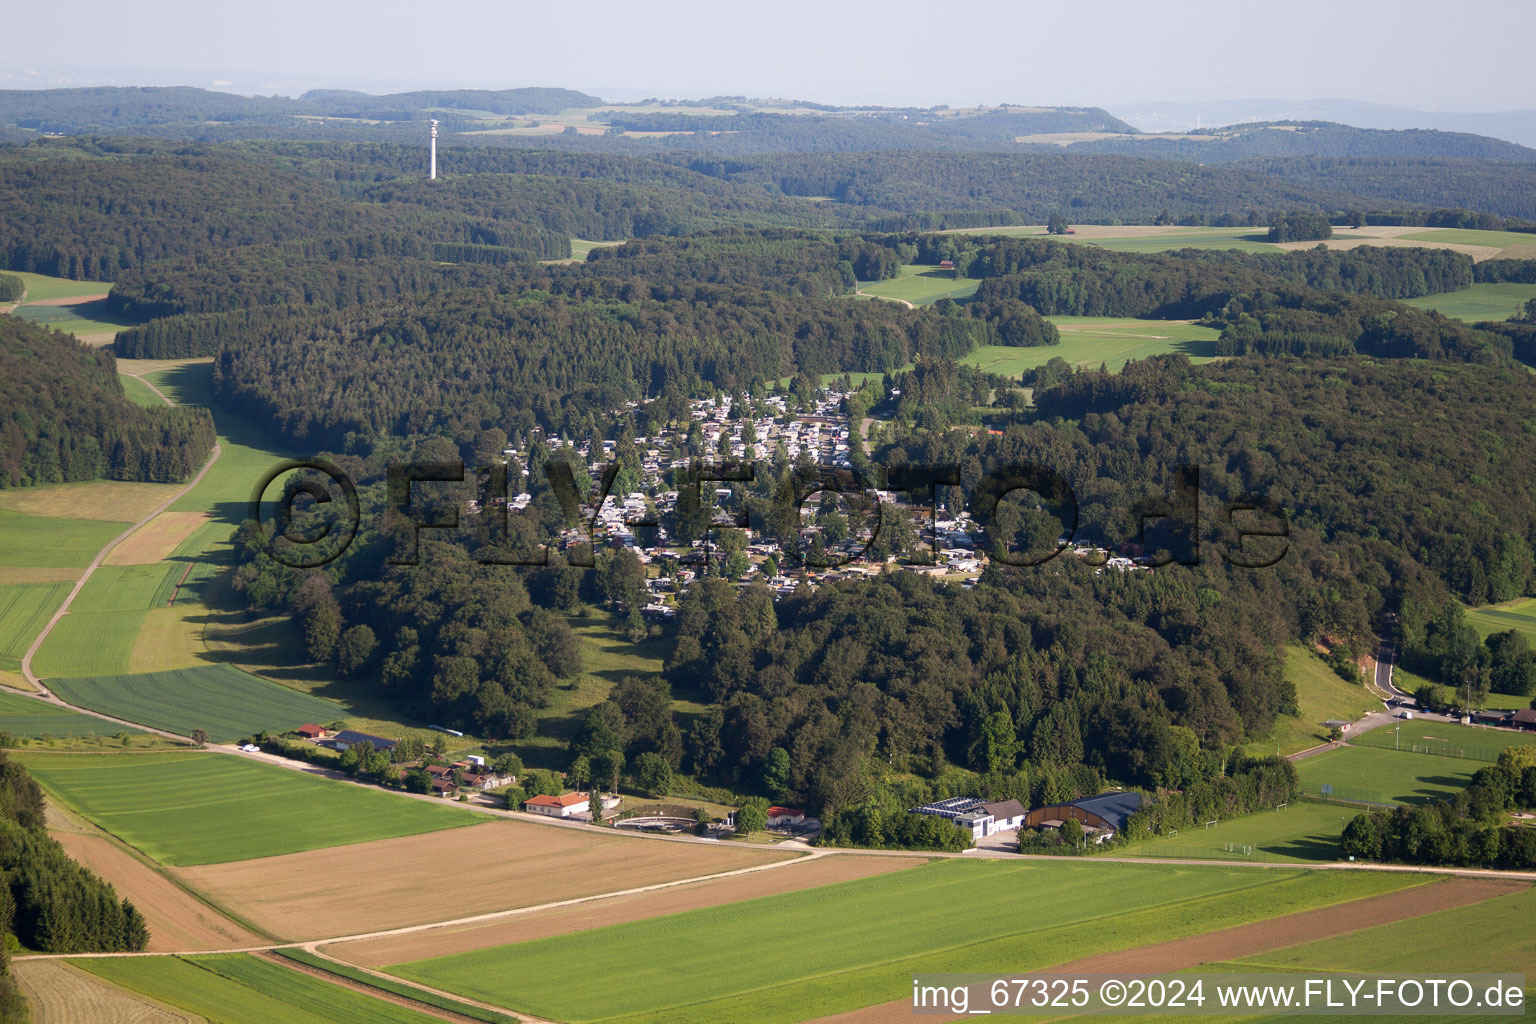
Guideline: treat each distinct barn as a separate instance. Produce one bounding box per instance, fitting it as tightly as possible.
[1024,791,1142,839]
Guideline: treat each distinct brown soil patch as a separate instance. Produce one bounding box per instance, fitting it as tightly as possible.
[105,510,210,565]
[806,877,1525,1024]
[26,294,109,307]
[51,830,265,951]
[0,567,82,585]
[0,480,180,523]
[329,853,924,966]
[13,960,205,1023]
[175,819,796,942]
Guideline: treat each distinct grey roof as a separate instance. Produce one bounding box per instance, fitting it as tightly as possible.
[334,729,398,750]
[1067,791,1143,831]
[982,799,1026,819]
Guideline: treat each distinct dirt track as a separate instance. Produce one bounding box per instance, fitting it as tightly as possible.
[805,877,1527,1024]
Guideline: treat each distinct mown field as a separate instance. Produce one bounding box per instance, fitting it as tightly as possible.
[77,953,450,1024]
[0,689,142,739]
[858,265,981,305]
[1294,743,1479,805]
[1465,596,1536,644]
[1348,717,1536,758]
[1122,800,1354,863]
[18,750,477,865]
[387,859,1422,1024]
[1252,644,1380,757]
[955,317,1220,379]
[46,664,344,742]
[1401,281,1536,322]
[0,510,126,568]
[1,270,113,303]
[31,564,167,677]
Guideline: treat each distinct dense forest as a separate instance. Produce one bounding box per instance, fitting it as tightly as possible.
[0,318,214,488]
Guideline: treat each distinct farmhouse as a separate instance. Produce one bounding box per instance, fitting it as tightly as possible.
[911,796,1027,840]
[766,806,805,826]
[1024,791,1142,840]
[524,792,620,818]
[331,730,398,752]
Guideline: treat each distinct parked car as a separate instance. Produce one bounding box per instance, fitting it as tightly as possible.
[239,743,261,752]
[1398,711,1414,720]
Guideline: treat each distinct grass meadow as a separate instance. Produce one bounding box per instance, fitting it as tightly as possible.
[17,751,476,865]
[1252,644,1381,757]
[1294,744,1479,805]
[46,663,344,742]
[0,582,72,672]
[77,954,448,1024]
[0,510,126,568]
[2,271,112,303]
[1401,228,1536,255]
[388,860,1421,1024]
[858,265,981,305]
[955,317,1220,380]
[1465,597,1536,644]
[31,564,168,677]
[1401,281,1536,323]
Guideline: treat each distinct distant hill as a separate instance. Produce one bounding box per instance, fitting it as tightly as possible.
[1054,121,1536,163]
[1114,97,1536,149]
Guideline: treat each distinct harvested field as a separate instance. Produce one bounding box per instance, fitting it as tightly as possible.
[177,819,798,941]
[50,830,266,951]
[12,959,204,1024]
[0,568,82,585]
[809,876,1524,1024]
[0,480,183,523]
[330,853,922,966]
[105,510,211,565]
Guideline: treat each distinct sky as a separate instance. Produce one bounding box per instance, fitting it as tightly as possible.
[4,0,1534,112]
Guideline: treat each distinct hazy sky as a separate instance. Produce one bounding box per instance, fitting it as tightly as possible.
[5,0,1534,111]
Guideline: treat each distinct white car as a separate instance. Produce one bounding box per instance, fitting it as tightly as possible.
[239,743,261,752]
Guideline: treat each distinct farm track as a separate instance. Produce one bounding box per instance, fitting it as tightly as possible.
[16,367,220,741]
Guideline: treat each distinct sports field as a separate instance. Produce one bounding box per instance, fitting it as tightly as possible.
[77,954,449,1024]
[1348,717,1536,758]
[1121,800,1354,863]
[17,751,477,865]
[1253,644,1380,756]
[0,689,140,739]
[46,664,344,742]
[386,860,1420,1024]
[1401,281,1536,322]
[858,265,980,305]
[1294,743,1479,805]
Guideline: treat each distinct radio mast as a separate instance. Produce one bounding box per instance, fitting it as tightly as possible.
[430,119,438,180]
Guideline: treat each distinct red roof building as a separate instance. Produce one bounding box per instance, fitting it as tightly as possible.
[296,724,326,739]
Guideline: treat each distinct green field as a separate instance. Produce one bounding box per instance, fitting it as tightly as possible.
[1465,597,1536,644]
[1348,717,1536,759]
[1231,883,1536,976]
[46,664,344,742]
[275,950,520,1024]
[389,860,1421,1024]
[0,582,71,672]
[956,317,1220,380]
[1123,801,1355,863]
[18,750,476,865]
[0,689,142,739]
[1253,645,1381,757]
[1295,743,1479,805]
[1,270,112,303]
[859,265,981,305]
[32,564,168,677]
[9,297,136,338]
[118,371,165,407]
[0,510,126,568]
[1401,281,1536,323]
[77,954,448,1024]
[1401,227,1536,253]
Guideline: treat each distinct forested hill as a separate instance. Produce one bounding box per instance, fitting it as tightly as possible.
[0,317,214,487]
[1059,121,1536,163]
